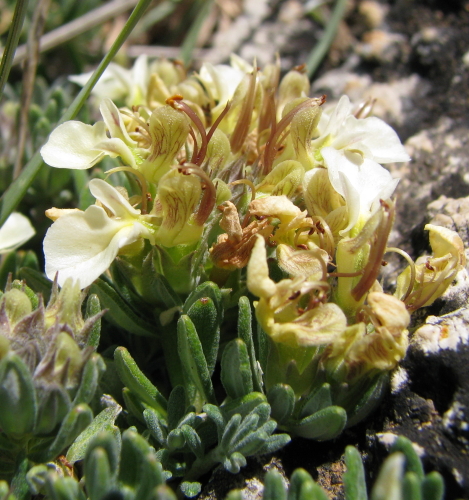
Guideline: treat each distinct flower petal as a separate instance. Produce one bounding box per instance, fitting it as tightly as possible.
[41,121,107,169]
[88,179,140,218]
[0,213,35,253]
[44,205,142,288]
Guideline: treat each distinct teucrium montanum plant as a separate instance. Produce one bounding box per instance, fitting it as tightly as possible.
[32,54,466,486]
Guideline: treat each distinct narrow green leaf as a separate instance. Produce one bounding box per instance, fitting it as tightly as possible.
[306,0,348,78]
[66,403,122,464]
[221,392,267,421]
[45,475,86,500]
[0,353,36,435]
[114,346,167,416]
[72,354,106,406]
[177,315,216,405]
[288,469,315,500]
[203,404,225,442]
[220,414,242,451]
[90,279,156,337]
[85,294,102,349]
[299,481,329,500]
[186,296,219,376]
[118,428,157,489]
[143,408,167,446]
[179,0,215,67]
[291,406,347,440]
[32,404,94,463]
[221,339,253,399]
[390,436,424,480]
[344,446,368,500]
[180,425,204,460]
[256,433,291,455]
[299,383,332,419]
[264,469,287,500]
[402,472,422,500]
[84,447,113,500]
[421,472,444,500]
[167,385,186,431]
[267,384,295,424]
[0,0,28,99]
[237,296,263,393]
[346,372,389,428]
[134,452,165,500]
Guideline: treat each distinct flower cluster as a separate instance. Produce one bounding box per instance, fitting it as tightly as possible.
[40,54,465,401]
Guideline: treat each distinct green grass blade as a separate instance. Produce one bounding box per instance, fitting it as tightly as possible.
[0,0,29,99]
[0,0,152,227]
[306,0,348,78]
[179,0,214,67]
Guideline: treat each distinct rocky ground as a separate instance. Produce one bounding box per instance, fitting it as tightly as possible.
[195,0,469,498]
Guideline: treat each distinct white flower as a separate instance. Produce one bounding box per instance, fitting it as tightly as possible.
[41,98,138,170]
[0,213,35,254]
[69,55,149,107]
[44,179,156,288]
[310,96,410,234]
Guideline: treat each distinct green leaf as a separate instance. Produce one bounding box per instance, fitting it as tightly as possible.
[288,469,315,500]
[203,404,225,442]
[34,385,70,435]
[255,433,291,455]
[180,481,202,498]
[220,414,242,451]
[346,372,389,428]
[264,469,287,500]
[290,405,347,440]
[0,353,36,435]
[180,425,204,460]
[299,481,329,500]
[119,428,163,490]
[45,475,86,500]
[402,472,422,500]
[72,354,106,406]
[186,296,219,376]
[221,392,267,421]
[66,402,122,464]
[344,446,368,500]
[85,294,102,349]
[144,407,167,446]
[91,279,156,337]
[299,383,332,419]
[84,447,114,500]
[114,346,167,416]
[390,436,424,480]
[177,315,216,405]
[167,385,186,431]
[267,384,295,424]
[237,296,263,393]
[31,404,94,463]
[221,339,253,399]
[421,472,444,500]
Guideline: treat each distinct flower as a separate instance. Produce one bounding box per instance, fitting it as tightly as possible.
[44,179,156,288]
[0,213,35,254]
[305,95,410,234]
[247,236,346,347]
[69,55,150,107]
[41,98,138,170]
